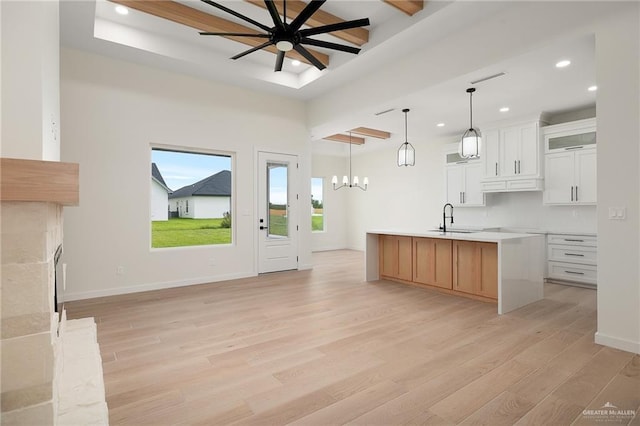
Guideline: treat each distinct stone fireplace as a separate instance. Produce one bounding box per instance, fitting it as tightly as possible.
[1,158,106,424]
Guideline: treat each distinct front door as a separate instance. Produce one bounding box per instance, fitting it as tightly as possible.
[258,152,298,273]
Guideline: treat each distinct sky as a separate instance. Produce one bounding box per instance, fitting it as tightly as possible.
[152,149,231,191]
[152,149,298,205]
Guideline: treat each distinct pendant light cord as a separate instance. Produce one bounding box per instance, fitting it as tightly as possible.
[349,131,353,184]
[469,90,473,129]
[404,110,408,143]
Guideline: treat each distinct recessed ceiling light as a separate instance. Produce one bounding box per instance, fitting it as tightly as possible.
[499,107,510,113]
[291,59,301,67]
[436,123,445,127]
[115,5,129,15]
[555,59,571,68]
[588,85,598,92]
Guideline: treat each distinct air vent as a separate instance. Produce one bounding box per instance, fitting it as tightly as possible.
[374,108,395,116]
[470,72,506,85]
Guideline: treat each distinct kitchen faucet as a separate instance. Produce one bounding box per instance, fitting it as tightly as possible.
[442,203,454,232]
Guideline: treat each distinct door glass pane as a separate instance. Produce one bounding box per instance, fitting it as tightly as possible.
[268,163,288,238]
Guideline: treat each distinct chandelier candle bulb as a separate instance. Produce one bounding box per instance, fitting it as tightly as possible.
[363,177,369,186]
[353,176,359,186]
[331,175,338,185]
[343,175,349,185]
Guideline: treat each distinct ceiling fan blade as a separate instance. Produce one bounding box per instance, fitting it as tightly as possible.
[289,0,326,32]
[299,37,361,54]
[231,41,274,60]
[199,32,270,37]
[299,18,370,37]
[274,50,285,72]
[200,0,272,32]
[294,44,326,70]
[264,1,285,31]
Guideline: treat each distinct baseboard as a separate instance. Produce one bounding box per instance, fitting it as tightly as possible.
[595,331,640,354]
[63,272,256,302]
[298,263,314,271]
[311,245,349,252]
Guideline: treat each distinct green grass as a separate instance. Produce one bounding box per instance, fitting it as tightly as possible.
[268,214,288,237]
[312,215,324,232]
[152,218,231,248]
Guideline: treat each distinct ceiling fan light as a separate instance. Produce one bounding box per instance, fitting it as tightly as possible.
[276,40,294,52]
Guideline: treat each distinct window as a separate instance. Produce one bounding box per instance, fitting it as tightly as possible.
[151,148,232,248]
[311,177,324,232]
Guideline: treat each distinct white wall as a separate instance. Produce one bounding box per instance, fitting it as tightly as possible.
[594,7,640,354]
[311,154,348,251]
[60,48,311,300]
[1,0,59,161]
[150,180,168,221]
[169,196,230,219]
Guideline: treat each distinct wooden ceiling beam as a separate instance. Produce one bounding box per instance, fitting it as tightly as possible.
[383,0,424,16]
[350,127,391,139]
[108,0,329,67]
[245,0,369,46]
[323,134,366,145]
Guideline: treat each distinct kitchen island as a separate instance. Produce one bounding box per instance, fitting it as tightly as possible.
[365,230,545,314]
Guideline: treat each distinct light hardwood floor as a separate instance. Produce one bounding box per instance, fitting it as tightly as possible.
[65,250,640,425]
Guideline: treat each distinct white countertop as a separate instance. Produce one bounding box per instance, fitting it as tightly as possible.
[368,229,542,243]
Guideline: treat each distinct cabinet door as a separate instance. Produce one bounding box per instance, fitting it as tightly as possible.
[575,149,597,204]
[463,163,485,206]
[544,152,574,204]
[380,235,412,280]
[397,236,413,281]
[446,165,464,206]
[452,241,477,294]
[379,235,397,278]
[517,123,539,177]
[477,242,498,299]
[413,238,452,289]
[500,126,520,178]
[482,129,500,178]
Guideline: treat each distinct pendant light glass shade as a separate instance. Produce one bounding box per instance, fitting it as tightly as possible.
[398,108,415,167]
[459,88,481,159]
[332,132,368,191]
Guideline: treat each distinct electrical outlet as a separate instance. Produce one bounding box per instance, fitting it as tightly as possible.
[116,266,125,275]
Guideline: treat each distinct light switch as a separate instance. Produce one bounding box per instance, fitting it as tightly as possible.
[608,207,627,220]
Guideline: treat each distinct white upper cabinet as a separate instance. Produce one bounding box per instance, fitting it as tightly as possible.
[444,149,485,207]
[543,118,597,205]
[480,119,545,192]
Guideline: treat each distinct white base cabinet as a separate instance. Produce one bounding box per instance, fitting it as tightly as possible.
[547,234,597,287]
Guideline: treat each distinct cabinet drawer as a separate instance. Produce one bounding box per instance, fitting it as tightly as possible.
[481,181,507,192]
[506,179,543,191]
[547,244,597,265]
[548,261,597,284]
[547,234,597,247]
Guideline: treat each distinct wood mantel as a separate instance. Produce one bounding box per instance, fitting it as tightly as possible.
[1,158,79,206]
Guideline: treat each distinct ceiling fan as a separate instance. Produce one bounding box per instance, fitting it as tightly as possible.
[199,0,370,72]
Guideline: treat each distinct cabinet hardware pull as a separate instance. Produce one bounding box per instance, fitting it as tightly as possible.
[570,186,574,201]
[565,270,585,275]
[565,253,585,257]
[495,162,498,176]
[575,186,578,202]
[564,239,584,242]
[565,146,584,150]
[514,161,517,174]
[463,192,465,204]
[518,160,521,174]
[460,192,462,204]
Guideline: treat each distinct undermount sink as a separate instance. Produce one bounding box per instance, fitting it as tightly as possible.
[430,229,477,234]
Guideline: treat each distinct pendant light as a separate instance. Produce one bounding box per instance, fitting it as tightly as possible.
[398,108,415,167]
[459,87,481,158]
[331,132,368,191]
